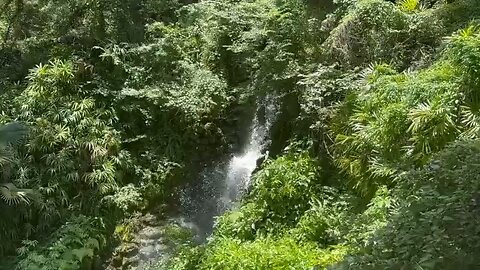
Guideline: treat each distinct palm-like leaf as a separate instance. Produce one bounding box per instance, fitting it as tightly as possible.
[0,122,31,205]
[398,0,420,13]
[461,105,480,138]
[0,183,33,205]
[0,146,14,167]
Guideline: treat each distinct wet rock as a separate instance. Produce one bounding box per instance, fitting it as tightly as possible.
[139,244,155,256]
[139,238,156,246]
[105,213,199,270]
[119,243,139,257]
[138,227,163,240]
[122,256,139,270]
[143,213,162,226]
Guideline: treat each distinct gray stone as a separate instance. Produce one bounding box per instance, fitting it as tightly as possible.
[122,256,139,269]
[138,227,163,239]
[120,243,139,257]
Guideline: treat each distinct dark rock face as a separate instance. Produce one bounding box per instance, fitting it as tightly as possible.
[268,92,301,157]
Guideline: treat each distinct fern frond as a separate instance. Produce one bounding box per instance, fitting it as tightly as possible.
[398,0,419,13]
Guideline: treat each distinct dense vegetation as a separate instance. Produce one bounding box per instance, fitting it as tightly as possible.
[1,0,480,269]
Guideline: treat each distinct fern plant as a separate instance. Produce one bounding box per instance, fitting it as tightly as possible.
[398,0,420,13]
[16,215,105,270]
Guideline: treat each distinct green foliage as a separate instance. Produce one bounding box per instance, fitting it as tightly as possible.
[215,202,266,241]
[0,122,27,167]
[199,236,323,270]
[14,59,122,211]
[0,122,34,206]
[324,0,443,68]
[215,151,320,239]
[447,23,480,88]
[16,215,105,270]
[114,222,136,243]
[398,0,421,13]
[296,65,361,160]
[0,182,34,205]
[174,0,320,94]
[103,184,144,212]
[432,0,480,33]
[250,151,320,226]
[340,140,480,269]
[151,245,203,270]
[164,2,480,270]
[1,0,480,268]
[330,26,480,195]
[292,187,354,246]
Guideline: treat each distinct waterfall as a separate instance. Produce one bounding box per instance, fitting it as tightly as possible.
[220,96,277,209]
[180,96,278,240]
[126,97,278,269]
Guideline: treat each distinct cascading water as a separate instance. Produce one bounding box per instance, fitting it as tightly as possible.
[125,97,278,269]
[220,96,278,210]
[180,96,278,240]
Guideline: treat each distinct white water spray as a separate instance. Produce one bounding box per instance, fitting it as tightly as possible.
[221,96,278,209]
[129,97,279,268]
[180,96,278,239]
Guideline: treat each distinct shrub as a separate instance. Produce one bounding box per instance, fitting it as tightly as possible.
[332,25,480,195]
[16,216,105,270]
[293,187,354,246]
[324,0,443,68]
[250,151,320,225]
[332,62,459,195]
[214,202,267,240]
[199,236,323,270]
[339,140,480,269]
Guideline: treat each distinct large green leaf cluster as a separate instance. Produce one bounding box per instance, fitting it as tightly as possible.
[324,0,442,68]
[340,140,480,269]
[214,151,320,239]
[199,236,324,270]
[16,215,105,270]
[0,0,238,261]
[331,26,480,195]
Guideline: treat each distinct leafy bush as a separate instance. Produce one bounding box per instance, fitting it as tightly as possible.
[199,236,323,270]
[296,64,361,160]
[215,151,321,239]
[215,202,267,240]
[332,63,457,194]
[103,184,144,212]
[331,25,480,195]
[151,246,203,270]
[333,22,478,190]
[398,0,421,13]
[324,0,443,68]
[292,187,354,246]
[16,215,105,270]
[340,140,480,269]
[447,24,480,88]
[2,0,480,268]
[250,151,320,225]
